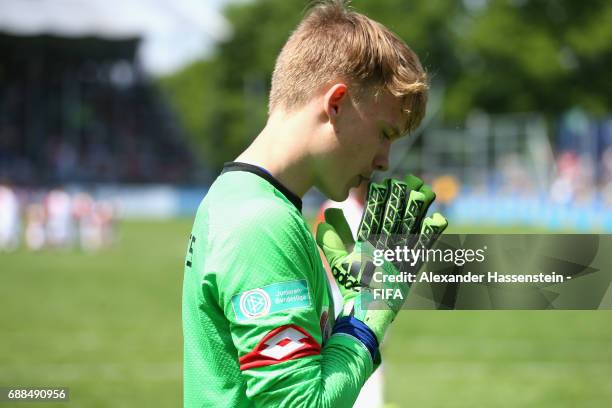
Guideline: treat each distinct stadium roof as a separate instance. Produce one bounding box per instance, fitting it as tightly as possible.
[0,0,232,75]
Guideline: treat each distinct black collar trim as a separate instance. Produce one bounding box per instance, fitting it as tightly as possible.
[221,162,303,212]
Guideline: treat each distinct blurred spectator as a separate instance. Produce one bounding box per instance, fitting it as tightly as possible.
[602,146,612,208]
[550,151,578,205]
[432,174,460,214]
[0,34,195,185]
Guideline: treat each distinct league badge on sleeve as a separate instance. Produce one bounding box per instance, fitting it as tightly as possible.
[231,280,311,322]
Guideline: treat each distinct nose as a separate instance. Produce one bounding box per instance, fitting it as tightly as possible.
[373,141,391,172]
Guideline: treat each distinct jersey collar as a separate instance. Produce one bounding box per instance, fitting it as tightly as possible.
[221,162,303,212]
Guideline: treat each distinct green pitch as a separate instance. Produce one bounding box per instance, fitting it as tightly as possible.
[0,220,190,408]
[1,220,611,407]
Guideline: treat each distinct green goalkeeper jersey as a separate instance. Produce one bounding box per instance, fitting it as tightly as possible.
[183,162,377,407]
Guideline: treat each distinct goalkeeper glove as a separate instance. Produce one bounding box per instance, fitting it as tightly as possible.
[316,175,448,343]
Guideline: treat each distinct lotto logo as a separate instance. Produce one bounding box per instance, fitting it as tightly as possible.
[260,327,308,360]
[239,325,320,370]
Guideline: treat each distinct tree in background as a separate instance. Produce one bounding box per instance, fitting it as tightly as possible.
[159,0,612,171]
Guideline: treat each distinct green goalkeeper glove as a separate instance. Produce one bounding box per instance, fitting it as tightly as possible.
[316,175,448,342]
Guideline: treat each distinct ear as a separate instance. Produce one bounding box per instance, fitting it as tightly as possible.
[323,83,348,125]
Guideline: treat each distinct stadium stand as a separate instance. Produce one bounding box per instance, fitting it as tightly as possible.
[0,33,195,184]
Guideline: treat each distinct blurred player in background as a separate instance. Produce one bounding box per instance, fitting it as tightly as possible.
[72,192,116,252]
[96,200,116,249]
[0,183,20,251]
[73,192,96,251]
[11,188,117,252]
[44,187,73,248]
[24,202,46,251]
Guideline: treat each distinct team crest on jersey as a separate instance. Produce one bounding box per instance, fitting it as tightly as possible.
[239,289,271,319]
[239,325,320,370]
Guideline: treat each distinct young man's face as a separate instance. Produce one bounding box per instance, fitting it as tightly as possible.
[317,87,408,201]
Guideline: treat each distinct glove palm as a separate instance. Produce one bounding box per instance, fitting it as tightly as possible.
[316,175,448,341]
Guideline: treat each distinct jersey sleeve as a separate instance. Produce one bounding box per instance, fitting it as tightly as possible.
[211,201,378,407]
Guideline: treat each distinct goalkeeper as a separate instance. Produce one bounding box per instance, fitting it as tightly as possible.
[182,1,447,407]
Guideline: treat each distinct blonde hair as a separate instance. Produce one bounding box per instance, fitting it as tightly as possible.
[269,0,428,133]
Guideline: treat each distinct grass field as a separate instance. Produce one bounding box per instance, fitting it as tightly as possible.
[1,219,611,407]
